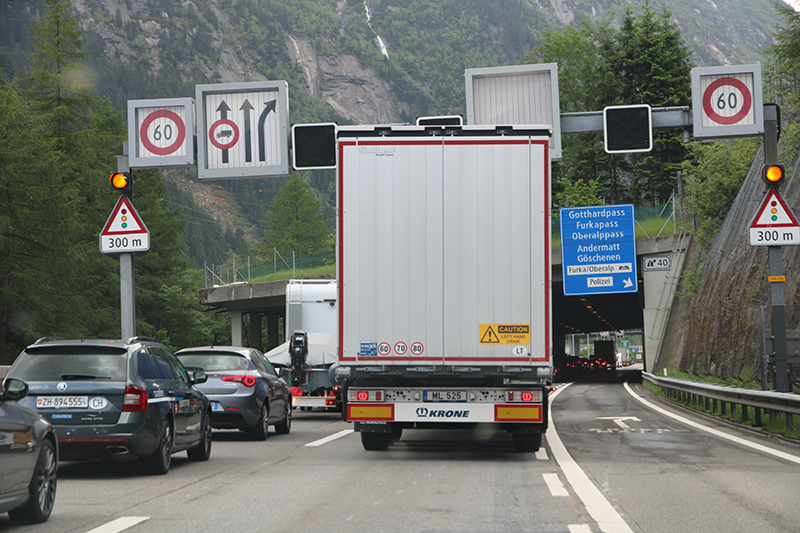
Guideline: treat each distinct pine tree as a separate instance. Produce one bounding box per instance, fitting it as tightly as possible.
[258,175,331,256]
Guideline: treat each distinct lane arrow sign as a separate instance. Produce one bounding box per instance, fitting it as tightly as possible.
[258,99,277,162]
[597,416,641,429]
[217,100,231,164]
[240,99,254,163]
[623,278,634,288]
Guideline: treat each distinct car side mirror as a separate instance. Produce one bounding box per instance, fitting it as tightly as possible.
[0,378,29,402]
[191,371,207,385]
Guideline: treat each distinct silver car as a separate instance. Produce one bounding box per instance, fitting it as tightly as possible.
[175,347,292,440]
[0,378,58,524]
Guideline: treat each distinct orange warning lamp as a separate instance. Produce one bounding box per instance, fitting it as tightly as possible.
[764,164,785,188]
[109,172,131,197]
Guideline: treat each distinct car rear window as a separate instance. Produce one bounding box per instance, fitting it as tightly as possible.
[177,353,252,372]
[10,347,128,381]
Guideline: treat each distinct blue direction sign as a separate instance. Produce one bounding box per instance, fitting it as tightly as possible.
[560,205,638,296]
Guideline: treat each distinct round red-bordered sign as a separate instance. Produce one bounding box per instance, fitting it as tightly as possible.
[208,119,239,150]
[702,77,752,126]
[139,109,186,156]
[377,342,391,356]
[394,342,408,355]
[410,342,424,355]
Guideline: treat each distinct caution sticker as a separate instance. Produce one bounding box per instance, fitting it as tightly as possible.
[479,324,530,345]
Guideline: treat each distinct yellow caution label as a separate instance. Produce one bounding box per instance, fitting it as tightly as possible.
[495,405,542,422]
[769,275,786,283]
[479,324,530,345]
[348,404,394,421]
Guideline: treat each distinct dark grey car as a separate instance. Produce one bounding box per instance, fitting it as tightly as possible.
[6,337,212,475]
[0,377,58,524]
[175,346,292,440]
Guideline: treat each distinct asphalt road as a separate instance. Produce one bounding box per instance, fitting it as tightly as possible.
[3,368,799,533]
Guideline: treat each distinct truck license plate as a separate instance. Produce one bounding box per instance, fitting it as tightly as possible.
[423,391,466,402]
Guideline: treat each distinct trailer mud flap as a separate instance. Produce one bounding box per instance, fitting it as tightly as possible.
[354,421,392,433]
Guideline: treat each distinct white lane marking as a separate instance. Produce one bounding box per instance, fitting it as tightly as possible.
[548,383,634,533]
[623,381,800,465]
[543,473,569,496]
[535,447,549,460]
[569,525,593,533]
[86,516,149,533]
[305,429,354,447]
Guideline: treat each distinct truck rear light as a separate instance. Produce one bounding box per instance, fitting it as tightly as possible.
[222,375,257,387]
[325,398,336,406]
[505,391,541,403]
[123,386,148,412]
[349,390,384,402]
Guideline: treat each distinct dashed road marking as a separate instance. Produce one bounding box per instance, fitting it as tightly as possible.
[305,429,354,447]
[86,516,149,533]
[543,473,569,496]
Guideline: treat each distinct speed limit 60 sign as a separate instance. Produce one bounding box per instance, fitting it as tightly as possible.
[128,98,195,168]
[691,64,763,140]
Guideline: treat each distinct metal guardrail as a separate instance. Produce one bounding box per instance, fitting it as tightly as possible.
[642,372,800,430]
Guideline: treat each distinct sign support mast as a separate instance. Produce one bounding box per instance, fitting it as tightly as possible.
[764,106,789,392]
[118,143,135,339]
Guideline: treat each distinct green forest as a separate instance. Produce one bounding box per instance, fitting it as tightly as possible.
[1,0,799,363]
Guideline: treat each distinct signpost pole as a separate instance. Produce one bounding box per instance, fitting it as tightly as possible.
[764,106,789,392]
[117,144,136,339]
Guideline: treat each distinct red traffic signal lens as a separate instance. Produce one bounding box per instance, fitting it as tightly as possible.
[109,172,130,190]
[765,165,785,185]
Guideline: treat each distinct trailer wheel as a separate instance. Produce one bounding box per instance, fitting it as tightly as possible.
[512,432,542,453]
[361,432,392,451]
[391,424,403,443]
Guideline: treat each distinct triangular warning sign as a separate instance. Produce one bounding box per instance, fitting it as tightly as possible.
[480,326,500,343]
[101,196,149,236]
[750,189,800,229]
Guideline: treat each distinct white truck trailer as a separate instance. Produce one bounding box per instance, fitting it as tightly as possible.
[335,123,553,452]
[265,279,341,410]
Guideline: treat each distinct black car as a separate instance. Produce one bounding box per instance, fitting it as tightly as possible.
[175,346,292,440]
[6,337,212,475]
[0,377,58,524]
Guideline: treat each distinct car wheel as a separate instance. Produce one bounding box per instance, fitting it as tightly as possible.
[248,403,269,441]
[146,419,173,475]
[8,439,57,524]
[275,402,292,435]
[187,410,212,461]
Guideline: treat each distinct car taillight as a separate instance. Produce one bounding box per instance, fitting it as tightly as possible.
[222,375,257,387]
[123,386,148,412]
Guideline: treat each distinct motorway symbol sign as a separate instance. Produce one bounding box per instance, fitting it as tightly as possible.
[643,255,671,271]
[196,81,289,180]
[560,204,638,296]
[749,188,800,246]
[128,98,194,168]
[691,64,763,139]
[99,196,150,253]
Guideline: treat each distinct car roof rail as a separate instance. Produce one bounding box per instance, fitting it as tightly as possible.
[33,336,66,345]
[126,336,161,345]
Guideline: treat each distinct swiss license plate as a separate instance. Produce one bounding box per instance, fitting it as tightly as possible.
[423,391,466,402]
[36,396,88,409]
[211,402,225,412]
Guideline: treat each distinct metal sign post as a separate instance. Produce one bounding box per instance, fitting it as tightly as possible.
[762,107,790,392]
[116,150,135,339]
